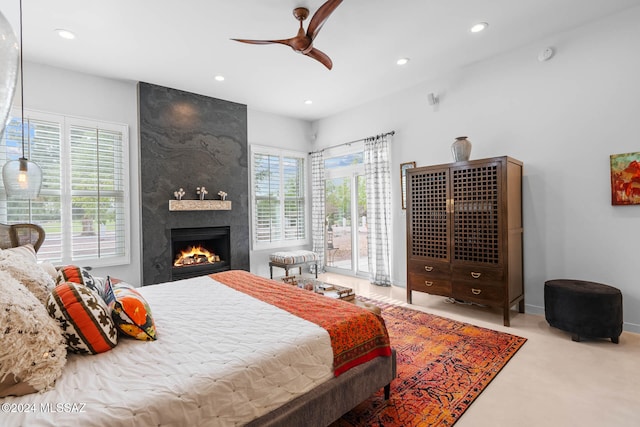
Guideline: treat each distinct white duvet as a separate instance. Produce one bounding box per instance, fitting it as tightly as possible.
[2,275,334,426]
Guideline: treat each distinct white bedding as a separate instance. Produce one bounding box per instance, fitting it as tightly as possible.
[2,275,334,426]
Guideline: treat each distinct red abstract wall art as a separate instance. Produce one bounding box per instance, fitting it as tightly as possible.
[610,152,640,205]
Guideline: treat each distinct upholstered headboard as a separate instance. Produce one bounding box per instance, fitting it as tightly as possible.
[0,223,45,252]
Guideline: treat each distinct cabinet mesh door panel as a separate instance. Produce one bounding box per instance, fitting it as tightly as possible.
[452,164,500,264]
[409,170,448,260]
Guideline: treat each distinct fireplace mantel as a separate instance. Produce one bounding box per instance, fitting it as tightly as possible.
[169,200,232,211]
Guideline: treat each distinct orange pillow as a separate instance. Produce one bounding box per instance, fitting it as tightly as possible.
[47,282,118,354]
[56,265,102,297]
[111,282,157,341]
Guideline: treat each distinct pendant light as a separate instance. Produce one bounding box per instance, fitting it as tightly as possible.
[2,0,42,199]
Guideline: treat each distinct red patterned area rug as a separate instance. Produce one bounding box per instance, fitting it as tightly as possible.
[332,297,527,427]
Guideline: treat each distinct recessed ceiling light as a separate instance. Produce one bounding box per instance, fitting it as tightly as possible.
[304,100,313,105]
[55,29,76,40]
[470,22,488,33]
[396,58,410,66]
[214,75,225,82]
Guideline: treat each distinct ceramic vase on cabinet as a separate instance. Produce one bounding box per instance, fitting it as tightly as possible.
[451,136,472,162]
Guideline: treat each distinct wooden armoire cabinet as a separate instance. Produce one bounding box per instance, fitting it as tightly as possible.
[406,156,524,326]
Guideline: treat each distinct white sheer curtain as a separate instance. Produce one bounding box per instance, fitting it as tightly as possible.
[364,134,392,286]
[310,151,325,274]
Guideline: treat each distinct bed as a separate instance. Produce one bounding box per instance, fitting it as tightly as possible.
[0,257,395,427]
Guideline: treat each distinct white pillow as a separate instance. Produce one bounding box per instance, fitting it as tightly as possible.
[0,270,67,397]
[38,261,59,280]
[2,243,37,263]
[0,248,56,306]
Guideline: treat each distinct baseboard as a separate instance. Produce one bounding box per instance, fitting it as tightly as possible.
[526,303,640,335]
[524,303,545,316]
[624,323,640,334]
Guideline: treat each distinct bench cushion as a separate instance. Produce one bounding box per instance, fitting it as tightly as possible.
[269,250,318,265]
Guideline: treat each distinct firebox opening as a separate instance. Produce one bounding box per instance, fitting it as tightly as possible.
[170,226,230,281]
[174,245,220,267]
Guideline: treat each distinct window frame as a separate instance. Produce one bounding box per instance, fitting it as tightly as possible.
[250,144,309,250]
[0,108,131,268]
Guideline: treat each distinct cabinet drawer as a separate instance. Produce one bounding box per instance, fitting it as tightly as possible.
[408,272,451,296]
[408,260,450,278]
[452,282,503,305]
[452,265,503,282]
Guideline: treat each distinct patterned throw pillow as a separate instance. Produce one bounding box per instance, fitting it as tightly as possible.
[102,276,116,310]
[56,265,102,297]
[110,282,157,341]
[47,282,118,354]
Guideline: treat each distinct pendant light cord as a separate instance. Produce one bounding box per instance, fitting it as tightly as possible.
[19,0,25,160]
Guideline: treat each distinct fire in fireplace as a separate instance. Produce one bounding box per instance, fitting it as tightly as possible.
[174,245,220,267]
[170,226,230,281]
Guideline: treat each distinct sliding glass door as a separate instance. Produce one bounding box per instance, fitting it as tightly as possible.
[324,148,368,276]
[356,175,368,274]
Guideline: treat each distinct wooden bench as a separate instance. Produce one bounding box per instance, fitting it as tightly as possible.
[269,250,318,279]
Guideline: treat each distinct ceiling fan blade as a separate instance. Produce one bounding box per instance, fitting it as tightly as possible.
[305,47,333,70]
[307,0,343,41]
[231,38,293,47]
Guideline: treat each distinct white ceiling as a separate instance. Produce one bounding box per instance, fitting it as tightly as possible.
[1,0,639,121]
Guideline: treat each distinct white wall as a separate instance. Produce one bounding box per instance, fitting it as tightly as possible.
[312,7,640,332]
[22,64,314,285]
[21,7,639,331]
[20,62,142,285]
[247,109,313,277]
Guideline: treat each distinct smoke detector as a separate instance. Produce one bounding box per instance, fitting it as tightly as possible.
[538,47,555,62]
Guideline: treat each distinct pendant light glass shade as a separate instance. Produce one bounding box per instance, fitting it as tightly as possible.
[0,10,19,136]
[2,156,42,198]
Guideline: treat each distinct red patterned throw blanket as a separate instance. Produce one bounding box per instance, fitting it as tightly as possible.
[210,270,391,376]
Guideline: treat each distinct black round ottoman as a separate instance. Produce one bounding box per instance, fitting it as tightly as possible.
[544,279,623,343]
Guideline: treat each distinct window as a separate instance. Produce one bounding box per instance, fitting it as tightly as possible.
[0,110,130,267]
[250,145,307,249]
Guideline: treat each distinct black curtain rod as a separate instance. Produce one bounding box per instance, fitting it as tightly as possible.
[308,130,395,155]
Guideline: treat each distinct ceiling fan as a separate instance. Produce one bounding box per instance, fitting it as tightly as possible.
[231,0,343,70]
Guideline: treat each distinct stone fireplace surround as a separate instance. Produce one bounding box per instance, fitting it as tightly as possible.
[139,82,250,285]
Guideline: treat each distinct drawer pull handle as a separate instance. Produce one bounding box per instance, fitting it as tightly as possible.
[471,272,482,279]
[424,281,434,287]
[471,288,482,295]
[424,266,434,272]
